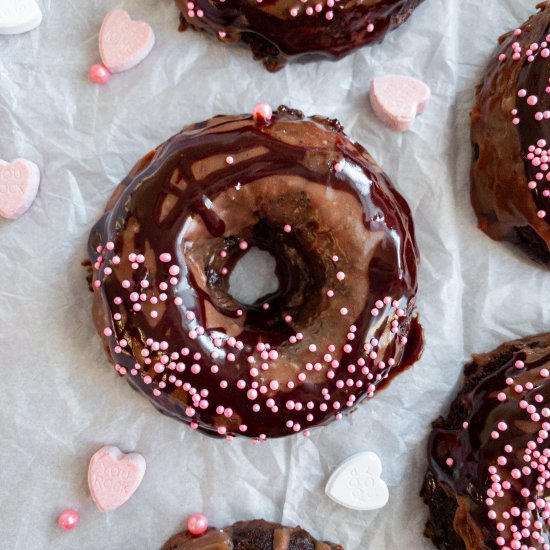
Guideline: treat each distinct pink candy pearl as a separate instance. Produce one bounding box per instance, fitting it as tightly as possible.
[89,64,110,84]
[188,513,208,536]
[252,102,273,123]
[57,509,79,530]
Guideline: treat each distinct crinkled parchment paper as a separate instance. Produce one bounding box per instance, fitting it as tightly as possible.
[1,0,549,548]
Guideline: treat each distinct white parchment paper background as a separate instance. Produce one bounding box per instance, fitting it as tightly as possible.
[1,0,549,548]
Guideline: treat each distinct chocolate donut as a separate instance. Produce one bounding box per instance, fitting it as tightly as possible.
[175,0,425,71]
[421,333,550,549]
[87,105,423,440]
[163,519,344,549]
[471,2,550,266]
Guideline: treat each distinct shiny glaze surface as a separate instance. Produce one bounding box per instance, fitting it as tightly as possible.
[516,19,550,227]
[174,0,424,71]
[471,2,550,263]
[88,106,423,440]
[426,334,550,549]
[162,520,344,550]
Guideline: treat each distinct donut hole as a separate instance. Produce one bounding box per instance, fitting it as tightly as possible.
[227,247,279,306]
[211,219,330,343]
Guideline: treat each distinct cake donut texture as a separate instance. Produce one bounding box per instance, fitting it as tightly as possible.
[175,0,425,71]
[87,105,423,440]
[162,519,344,549]
[471,2,550,265]
[421,334,550,549]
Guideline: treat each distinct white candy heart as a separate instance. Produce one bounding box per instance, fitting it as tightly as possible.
[0,0,42,35]
[325,452,389,511]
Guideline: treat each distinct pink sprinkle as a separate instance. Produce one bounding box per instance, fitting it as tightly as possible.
[367,23,374,32]
[283,224,292,233]
[57,509,79,530]
[252,102,273,123]
[336,271,345,281]
[247,389,258,400]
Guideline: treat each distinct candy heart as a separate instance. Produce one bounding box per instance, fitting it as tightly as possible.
[0,0,42,35]
[0,159,40,220]
[88,446,146,512]
[99,10,155,74]
[325,452,389,511]
[370,75,431,132]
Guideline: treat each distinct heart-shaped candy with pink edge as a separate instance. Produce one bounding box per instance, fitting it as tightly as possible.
[99,9,155,74]
[88,445,146,512]
[0,159,40,220]
[370,75,431,132]
[325,452,389,511]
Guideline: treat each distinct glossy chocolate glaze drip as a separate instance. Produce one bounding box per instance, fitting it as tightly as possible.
[174,0,424,71]
[88,106,423,439]
[162,520,344,550]
[471,3,550,265]
[422,334,550,549]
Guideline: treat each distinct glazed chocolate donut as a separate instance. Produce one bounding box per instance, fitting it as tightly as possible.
[471,2,550,266]
[421,333,550,550]
[163,519,344,549]
[87,105,423,440]
[175,0,425,71]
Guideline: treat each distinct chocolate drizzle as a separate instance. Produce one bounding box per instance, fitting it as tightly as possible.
[422,334,550,549]
[174,0,424,71]
[88,106,423,439]
[162,519,344,550]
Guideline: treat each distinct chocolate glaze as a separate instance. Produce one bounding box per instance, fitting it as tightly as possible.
[88,106,423,440]
[471,2,550,265]
[162,519,344,550]
[174,0,424,71]
[421,334,550,549]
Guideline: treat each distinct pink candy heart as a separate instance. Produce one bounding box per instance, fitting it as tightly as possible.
[99,10,155,74]
[88,446,146,512]
[370,75,431,132]
[0,159,40,220]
